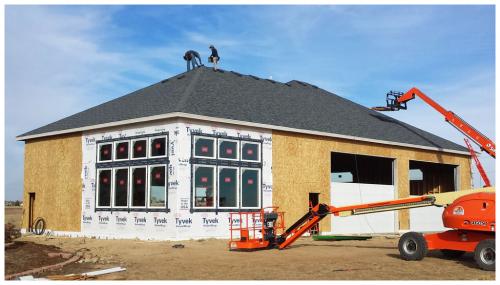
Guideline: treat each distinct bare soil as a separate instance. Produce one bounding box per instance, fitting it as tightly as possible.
[5,206,495,280]
[5,207,23,228]
[4,241,68,275]
[5,240,124,280]
[4,207,123,280]
[15,235,495,280]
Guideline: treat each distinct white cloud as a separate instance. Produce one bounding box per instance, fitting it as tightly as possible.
[5,6,183,200]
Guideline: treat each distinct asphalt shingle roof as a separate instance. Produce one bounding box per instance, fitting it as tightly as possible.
[18,66,467,153]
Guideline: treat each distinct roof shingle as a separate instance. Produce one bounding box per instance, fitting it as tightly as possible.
[17,66,468,153]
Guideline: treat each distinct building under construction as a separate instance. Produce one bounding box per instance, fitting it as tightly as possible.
[17,66,472,240]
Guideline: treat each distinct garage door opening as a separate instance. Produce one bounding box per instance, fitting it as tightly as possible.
[409,160,457,232]
[330,152,396,234]
[331,152,394,185]
[409,160,457,196]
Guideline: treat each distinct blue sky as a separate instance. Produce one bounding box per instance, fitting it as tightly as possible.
[5,5,495,200]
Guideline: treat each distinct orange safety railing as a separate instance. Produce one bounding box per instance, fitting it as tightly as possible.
[229,207,285,250]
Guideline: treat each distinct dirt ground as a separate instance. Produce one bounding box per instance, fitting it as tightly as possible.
[4,207,124,280]
[5,239,125,280]
[5,207,494,280]
[5,207,23,228]
[14,234,494,280]
[5,241,68,275]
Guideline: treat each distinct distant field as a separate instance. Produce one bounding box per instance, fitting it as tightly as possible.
[5,207,23,228]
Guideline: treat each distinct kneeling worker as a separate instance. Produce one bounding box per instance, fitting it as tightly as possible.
[183,50,202,71]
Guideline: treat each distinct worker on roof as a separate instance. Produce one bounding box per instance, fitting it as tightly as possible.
[183,50,202,71]
[208,45,219,71]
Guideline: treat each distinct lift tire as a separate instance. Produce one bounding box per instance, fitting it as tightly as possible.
[441,249,465,259]
[398,232,428,261]
[474,239,495,271]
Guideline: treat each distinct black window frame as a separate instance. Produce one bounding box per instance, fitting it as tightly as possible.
[112,167,129,208]
[148,164,168,209]
[218,166,239,209]
[189,132,263,213]
[193,135,216,159]
[96,168,112,208]
[192,164,217,209]
[94,132,169,213]
[130,166,148,208]
[114,140,130,161]
[131,138,148,160]
[241,141,261,163]
[97,143,113,162]
[149,135,168,158]
[218,139,239,161]
[240,167,261,209]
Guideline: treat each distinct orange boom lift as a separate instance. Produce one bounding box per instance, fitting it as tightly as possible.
[372,87,495,186]
[229,87,495,271]
[229,188,495,270]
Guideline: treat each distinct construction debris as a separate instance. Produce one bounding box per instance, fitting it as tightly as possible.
[5,254,80,280]
[18,275,49,281]
[82,267,127,276]
[75,248,112,264]
[172,244,185,249]
[46,267,126,280]
[47,252,73,259]
[5,223,21,243]
[46,274,94,280]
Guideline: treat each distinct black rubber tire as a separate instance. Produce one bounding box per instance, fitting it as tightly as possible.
[474,239,495,271]
[398,232,428,261]
[441,249,466,259]
[33,217,46,236]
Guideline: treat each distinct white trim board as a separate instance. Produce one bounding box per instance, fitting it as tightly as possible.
[16,112,470,156]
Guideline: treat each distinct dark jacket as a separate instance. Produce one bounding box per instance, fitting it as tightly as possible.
[188,50,200,58]
[210,47,219,58]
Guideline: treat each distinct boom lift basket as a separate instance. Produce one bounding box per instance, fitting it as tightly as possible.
[371,91,406,111]
[229,207,285,250]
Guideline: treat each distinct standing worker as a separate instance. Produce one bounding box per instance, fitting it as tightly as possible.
[183,50,202,71]
[208,45,219,70]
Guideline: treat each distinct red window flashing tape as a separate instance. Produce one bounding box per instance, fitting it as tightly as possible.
[201,146,208,153]
[247,149,253,155]
[226,148,233,154]
[103,149,109,155]
[155,173,162,179]
[155,142,162,149]
[247,179,254,185]
[201,177,208,183]
[119,146,125,152]
[224,177,231,183]
[136,145,143,151]
[136,179,142,184]
[102,177,109,184]
[119,179,125,185]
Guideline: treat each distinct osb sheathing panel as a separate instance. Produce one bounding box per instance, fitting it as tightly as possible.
[272,131,472,232]
[22,133,82,232]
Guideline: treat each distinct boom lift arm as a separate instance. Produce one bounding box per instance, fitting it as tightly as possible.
[372,87,496,158]
[276,187,495,249]
[464,138,491,187]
